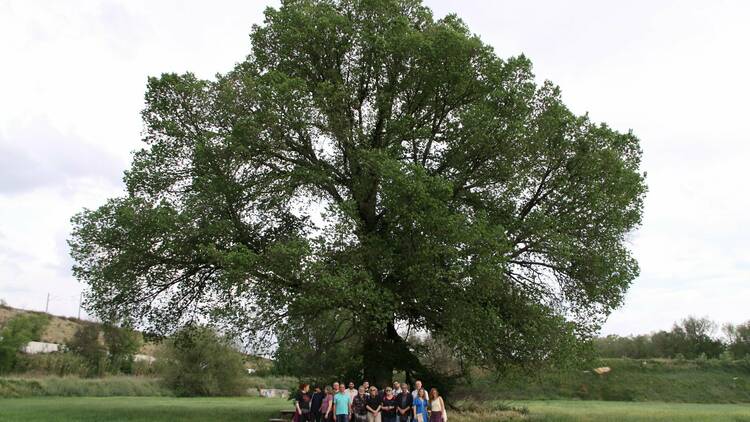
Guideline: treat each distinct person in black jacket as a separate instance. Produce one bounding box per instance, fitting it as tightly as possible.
[296,383,312,422]
[381,387,398,422]
[352,386,369,422]
[365,387,382,422]
[310,386,325,422]
[396,383,413,422]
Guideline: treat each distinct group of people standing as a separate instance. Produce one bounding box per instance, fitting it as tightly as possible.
[293,379,447,422]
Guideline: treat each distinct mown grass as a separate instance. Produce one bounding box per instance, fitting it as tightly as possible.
[1,397,749,422]
[518,400,750,422]
[0,396,289,422]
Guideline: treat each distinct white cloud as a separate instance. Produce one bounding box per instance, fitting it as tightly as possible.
[0,117,124,194]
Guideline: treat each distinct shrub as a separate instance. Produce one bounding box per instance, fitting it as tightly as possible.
[0,313,50,373]
[102,324,142,374]
[132,359,158,376]
[158,325,248,396]
[67,324,107,377]
[14,352,89,377]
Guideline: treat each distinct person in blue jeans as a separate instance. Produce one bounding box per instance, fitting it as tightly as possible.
[334,383,352,422]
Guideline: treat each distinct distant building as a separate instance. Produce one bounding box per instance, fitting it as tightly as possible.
[134,354,157,363]
[259,388,289,399]
[21,341,60,354]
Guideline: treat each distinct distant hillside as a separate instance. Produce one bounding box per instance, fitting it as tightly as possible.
[0,304,161,356]
[0,305,85,345]
[0,304,272,369]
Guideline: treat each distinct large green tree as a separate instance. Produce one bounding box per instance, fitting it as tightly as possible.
[70,0,646,386]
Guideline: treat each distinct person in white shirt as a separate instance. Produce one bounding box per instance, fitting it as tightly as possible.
[347,381,359,401]
[411,380,423,402]
[392,381,402,396]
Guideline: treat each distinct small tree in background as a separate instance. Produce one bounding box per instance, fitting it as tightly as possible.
[159,325,247,396]
[68,324,107,377]
[724,321,750,359]
[674,316,724,359]
[0,313,49,373]
[103,324,143,374]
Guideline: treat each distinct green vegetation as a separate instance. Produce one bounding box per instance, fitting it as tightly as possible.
[516,400,750,422]
[1,397,749,421]
[13,352,90,377]
[596,316,732,359]
[68,324,108,377]
[0,374,297,399]
[458,358,750,403]
[0,313,50,373]
[0,397,287,422]
[0,376,170,398]
[103,324,143,374]
[69,0,647,390]
[67,323,144,377]
[158,326,248,396]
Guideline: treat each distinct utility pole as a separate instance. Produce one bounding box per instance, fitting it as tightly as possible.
[77,292,82,320]
[45,293,50,313]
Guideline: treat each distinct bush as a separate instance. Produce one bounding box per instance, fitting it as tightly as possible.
[102,324,142,374]
[132,359,159,376]
[0,313,50,373]
[14,352,89,377]
[158,325,248,396]
[67,324,107,377]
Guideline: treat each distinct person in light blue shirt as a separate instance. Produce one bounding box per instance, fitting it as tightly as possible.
[334,383,352,422]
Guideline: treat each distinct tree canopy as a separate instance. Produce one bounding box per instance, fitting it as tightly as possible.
[70,0,646,386]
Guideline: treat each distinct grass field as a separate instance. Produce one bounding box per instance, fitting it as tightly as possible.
[458,358,750,403]
[516,400,750,422]
[0,396,289,421]
[1,397,749,421]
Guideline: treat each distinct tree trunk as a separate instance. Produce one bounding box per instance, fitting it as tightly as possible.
[362,326,396,389]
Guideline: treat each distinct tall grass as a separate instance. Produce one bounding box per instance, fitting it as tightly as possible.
[457,358,750,403]
[0,374,298,398]
[0,376,171,398]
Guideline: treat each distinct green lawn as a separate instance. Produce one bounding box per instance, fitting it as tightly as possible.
[519,400,750,422]
[0,396,291,422]
[1,397,749,421]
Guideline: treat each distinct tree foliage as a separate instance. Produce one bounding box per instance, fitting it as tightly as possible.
[724,321,750,359]
[0,313,49,373]
[102,324,143,374]
[158,325,248,396]
[595,316,729,359]
[68,324,108,377]
[69,0,646,385]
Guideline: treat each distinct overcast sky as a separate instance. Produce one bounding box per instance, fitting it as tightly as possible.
[1,0,748,336]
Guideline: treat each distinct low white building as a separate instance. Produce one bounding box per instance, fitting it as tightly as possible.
[21,341,60,354]
[258,388,289,399]
[134,354,157,363]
